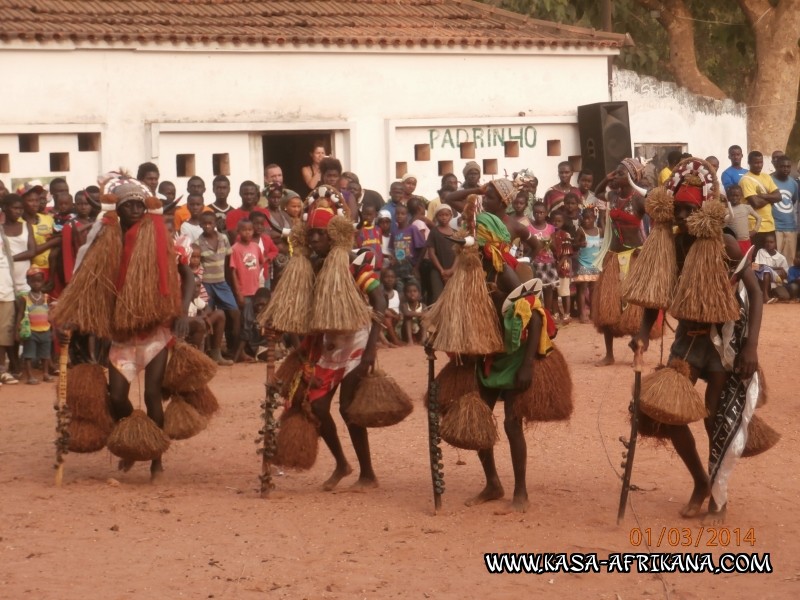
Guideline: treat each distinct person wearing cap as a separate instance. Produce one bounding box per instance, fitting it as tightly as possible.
[633,160,763,522]
[376,208,393,267]
[543,161,581,218]
[15,266,54,384]
[462,160,482,189]
[400,173,427,208]
[442,162,484,215]
[54,173,196,478]
[426,202,456,303]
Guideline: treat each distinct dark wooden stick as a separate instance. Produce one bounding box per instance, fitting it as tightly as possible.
[617,343,643,524]
[259,333,280,498]
[425,345,444,514]
[54,331,72,487]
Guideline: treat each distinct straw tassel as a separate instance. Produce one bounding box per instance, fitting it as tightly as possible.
[310,216,371,332]
[163,342,218,393]
[106,409,170,462]
[51,211,122,339]
[439,391,498,451]
[259,223,315,334]
[621,188,678,309]
[639,359,707,426]
[742,414,780,457]
[423,245,504,355]
[346,368,414,428]
[670,201,740,323]
[592,251,622,330]
[514,346,573,422]
[424,357,479,413]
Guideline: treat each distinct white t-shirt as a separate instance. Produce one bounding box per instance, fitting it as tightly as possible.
[180,221,204,243]
[387,289,400,312]
[187,297,207,318]
[0,235,15,302]
[755,249,789,285]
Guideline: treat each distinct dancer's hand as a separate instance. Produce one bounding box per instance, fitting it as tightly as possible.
[515,363,533,391]
[173,316,190,339]
[735,341,758,380]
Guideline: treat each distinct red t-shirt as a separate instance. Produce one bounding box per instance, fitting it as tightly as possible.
[230,241,264,297]
[225,207,269,234]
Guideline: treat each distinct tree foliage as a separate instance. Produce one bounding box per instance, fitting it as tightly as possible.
[481,0,799,156]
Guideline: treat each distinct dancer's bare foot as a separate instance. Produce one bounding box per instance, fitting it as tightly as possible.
[494,494,529,514]
[704,501,727,524]
[322,464,353,491]
[118,459,135,472]
[679,482,710,518]
[350,475,379,492]
[595,355,615,367]
[465,482,504,506]
[150,458,164,483]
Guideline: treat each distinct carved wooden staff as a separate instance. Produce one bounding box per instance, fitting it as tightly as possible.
[617,342,643,524]
[258,333,280,498]
[54,331,72,487]
[425,345,444,513]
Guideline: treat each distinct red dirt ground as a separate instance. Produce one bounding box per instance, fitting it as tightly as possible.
[1,305,797,599]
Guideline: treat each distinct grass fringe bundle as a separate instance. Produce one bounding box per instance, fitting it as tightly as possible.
[440,392,498,451]
[515,346,573,422]
[742,414,780,458]
[425,357,478,412]
[106,409,170,462]
[51,213,122,339]
[68,417,112,453]
[180,386,220,417]
[621,188,677,309]
[113,215,181,340]
[163,342,218,393]
[275,348,306,398]
[346,369,413,427]
[592,252,622,330]
[423,245,504,355]
[259,223,314,334]
[634,411,672,442]
[639,359,706,425]
[65,363,110,423]
[310,216,371,332]
[274,407,319,470]
[164,397,209,440]
[670,201,740,323]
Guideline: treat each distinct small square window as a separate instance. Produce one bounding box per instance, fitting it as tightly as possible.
[460,142,475,159]
[395,162,408,179]
[0,154,9,173]
[176,154,196,177]
[438,160,453,176]
[50,152,70,172]
[546,139,561,156]
[77,133,101,152]
[504,141,520,158]
[212,153,230,176]
[414,144,431,161]
[19,134,39,153]
[568,155,582,172]
[483,158,498,176]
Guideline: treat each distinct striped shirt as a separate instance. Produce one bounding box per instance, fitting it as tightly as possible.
[24,292,51,332]
[197,233,231,284]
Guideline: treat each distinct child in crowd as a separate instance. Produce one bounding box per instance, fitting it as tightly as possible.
[378,210,393,269]
[426,204,456,303]
[0,214,18,383]
[180,194,206,243]
[380,267,403,347]
[787,253,800,300]
[551,211,575,324]
[186,276,231,365]
[59,190,95,288]
[230,220,265,362]
[15,268,53,384]
[753,233,789,303]
[248,211,280,287]
[51,193,74,234]
[725,184,761,255]
[390,204,426,289]
[407,197,430,241]
[562,192,583,231]
[573,207,602,323]
[399,280,426,345]
[284,196,303,221]
[356,204,383,271]
[529,202,558,315]
[198,211,241,361]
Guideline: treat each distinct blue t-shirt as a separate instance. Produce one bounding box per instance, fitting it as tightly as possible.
[788,265,800,283]
[771,175,798,231]
[721,166,748,191]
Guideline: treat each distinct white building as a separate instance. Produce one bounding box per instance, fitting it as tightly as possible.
[0,0,745,202]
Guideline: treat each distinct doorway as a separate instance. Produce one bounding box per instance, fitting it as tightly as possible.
[262,132,332,198]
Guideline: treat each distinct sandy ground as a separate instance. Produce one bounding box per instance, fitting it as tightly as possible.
[1,304,798,600]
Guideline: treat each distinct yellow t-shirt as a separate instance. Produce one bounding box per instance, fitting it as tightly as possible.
[24,213,55,269]
[658,167,672,185]
[740,171,777,233]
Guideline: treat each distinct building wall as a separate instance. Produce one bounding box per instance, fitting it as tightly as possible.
[0,46,613,201]
[611,68,748,169]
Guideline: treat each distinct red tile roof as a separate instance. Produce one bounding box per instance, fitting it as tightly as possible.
[0,0,630,50]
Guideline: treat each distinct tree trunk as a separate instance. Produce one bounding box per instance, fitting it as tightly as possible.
[739,0,800,153]
[634,0,726,100]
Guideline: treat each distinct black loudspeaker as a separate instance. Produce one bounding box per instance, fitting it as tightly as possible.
[577,101,632,185]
